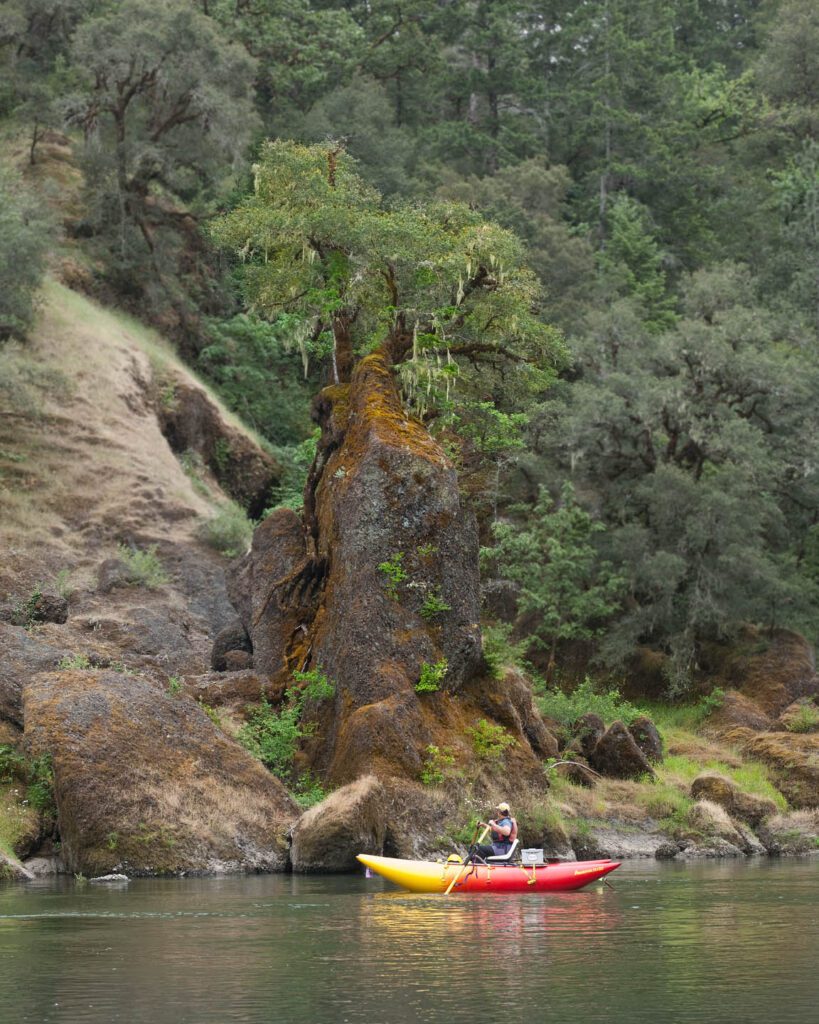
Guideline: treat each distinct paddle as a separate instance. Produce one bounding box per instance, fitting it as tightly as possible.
[444,822,490,896]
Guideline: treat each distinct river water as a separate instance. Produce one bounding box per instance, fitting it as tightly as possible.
[0,858,816,1024]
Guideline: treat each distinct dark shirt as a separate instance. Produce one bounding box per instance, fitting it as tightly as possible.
[491,816,513,853]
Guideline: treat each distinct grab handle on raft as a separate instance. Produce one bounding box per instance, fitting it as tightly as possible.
[445,823,490,895]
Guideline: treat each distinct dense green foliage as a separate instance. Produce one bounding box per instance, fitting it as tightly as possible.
[0,169,49,340]
[2,0,818,693]
[238,668,334,780]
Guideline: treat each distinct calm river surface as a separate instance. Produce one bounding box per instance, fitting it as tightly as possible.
[0,858,816,1024]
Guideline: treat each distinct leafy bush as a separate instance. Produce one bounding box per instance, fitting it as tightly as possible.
[0,745,26,784]
[0,168,50,342]
[416,659,448,693]
[420,744,456,785]
[481,622,529,680]
[292,773,329,809]
[467,719,515,762]
[201,501,254,557]
[117,544,169,588]
[58,654,91,670]
[26,754,55,815]
[537,677,646,727]
[239,668,335,778]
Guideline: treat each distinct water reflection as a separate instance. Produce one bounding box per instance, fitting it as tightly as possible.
[0,860,816,1023]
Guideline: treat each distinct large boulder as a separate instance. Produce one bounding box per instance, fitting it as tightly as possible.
[290,775,387,872]
[472,669,558,760]
[569,712,606,760]
[23,669,298,876]
[686,800,748,854]
[628,716,663,763]
[590,720,655,780]
[210,618,253,672]
[0,851,34,882]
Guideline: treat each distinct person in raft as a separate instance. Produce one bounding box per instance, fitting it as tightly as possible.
[468,802,517,862]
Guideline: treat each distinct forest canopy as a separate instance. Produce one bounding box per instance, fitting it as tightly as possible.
[2,0,818,693]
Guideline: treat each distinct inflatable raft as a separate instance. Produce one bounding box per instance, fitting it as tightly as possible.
[357,854,620,894]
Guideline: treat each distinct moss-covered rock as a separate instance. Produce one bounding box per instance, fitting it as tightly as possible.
[290,774,386,873]
[23,669,298,875]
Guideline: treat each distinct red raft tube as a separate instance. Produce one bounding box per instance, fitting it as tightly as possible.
[357,854,620,894]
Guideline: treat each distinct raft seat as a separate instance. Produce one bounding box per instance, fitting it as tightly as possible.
[486,838,520,863]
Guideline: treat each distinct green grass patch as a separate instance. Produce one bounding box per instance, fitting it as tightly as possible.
[658,754,787,810]
[117,543,169,588]
[201,501,254,557]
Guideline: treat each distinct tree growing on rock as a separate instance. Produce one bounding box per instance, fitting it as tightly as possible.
[213,141,565,786]
[213,140,564,399]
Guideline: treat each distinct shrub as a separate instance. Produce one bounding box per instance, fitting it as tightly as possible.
[239,667,335,778]
[117,544,169,588]
[201,501,254,557]
[420,591,452,620]
[377,552,407,600]
[416,659,448,693]
[58,654,91,670]
[167,676,182,696]
[293,773,329,809]
[481,622,529,680]
[420,744,457,785]
[468,719,515,762]
[536,677,646,727]
[0,745,26,784]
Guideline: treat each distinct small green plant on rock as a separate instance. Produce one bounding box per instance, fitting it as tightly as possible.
[167,676,182,696]
[785,703,819,733]
[26,754,55,816]
[695,687,726,720]
[468,719,515,763]
[377,552,408,601]
[117,543,169,588]
[420,591,452,620]
[420,744,456,785]
[12,584,42,628]
[416,659,448,693]
[58,653,91,670]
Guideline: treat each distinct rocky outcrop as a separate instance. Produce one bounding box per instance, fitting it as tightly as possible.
[210,619,253,672]
[757,810,819,854]
[23,669,298,875]
[690,773,777,828]
[0,851,35,882]
[0,625,63,727]
[590,721,655,780]
[473,669,559,759]
[225,350,538,787]
[569,712,606,760]
[156,373,281,517]
[628,716,664,762]
[290,775,387,872]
